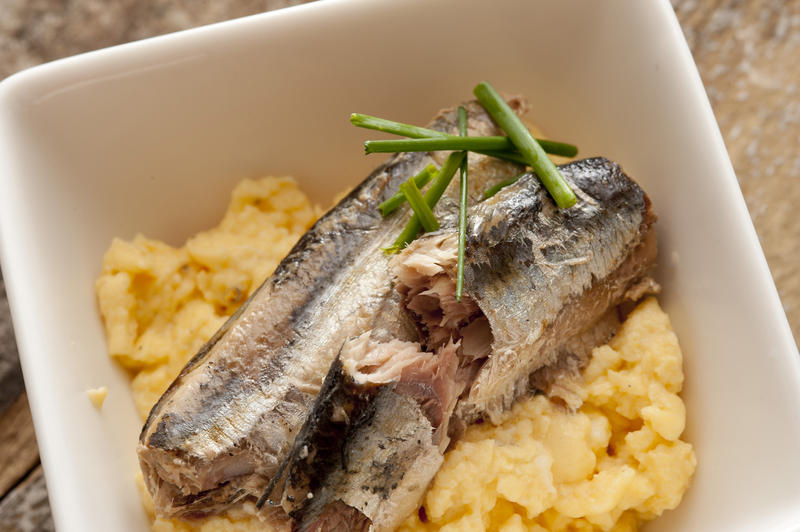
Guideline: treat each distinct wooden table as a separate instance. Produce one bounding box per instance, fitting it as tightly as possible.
[1,0,798,529]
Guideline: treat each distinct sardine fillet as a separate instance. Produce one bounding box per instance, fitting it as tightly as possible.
[265,339,460,532]
[137,99,527,519]
[267,157,657,531]
[397,157,657,422]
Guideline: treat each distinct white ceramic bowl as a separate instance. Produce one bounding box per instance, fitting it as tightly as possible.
[1,0,799,530]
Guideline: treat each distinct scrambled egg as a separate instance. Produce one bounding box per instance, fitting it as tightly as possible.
[86,386,108,409]
[95,177,320,420]
[96,178,695,532]
[398,297,695,532]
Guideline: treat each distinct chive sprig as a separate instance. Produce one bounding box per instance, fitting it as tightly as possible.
[365,136,512,155]
[456,106,468,302]
[473,81,576,208]
[360,81,579,267]
[384,151,465,254]
[483,171,528,199]
[379,164,437,217]
[351,113,577,158]
[400,177,440,232]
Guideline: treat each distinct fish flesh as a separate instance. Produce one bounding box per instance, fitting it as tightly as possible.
[262,157,657,530]
[446,157,657,422]
[137,99,526,522]
[262,337,460,531]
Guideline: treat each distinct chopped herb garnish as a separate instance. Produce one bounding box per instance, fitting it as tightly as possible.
[351,113,446,140]
[379,164,438,217]
[384,151,465,254]
[351,113,577,158]
[480,150,528,165]
[473,81,577,208]
[366,137,577,159]
[456,106,468,302]
[483,171,529,199]
[530,139,578,158]
[365,136,510,155]
[399,177,440,232]
[362,81,579,257]
[416,151,465,226]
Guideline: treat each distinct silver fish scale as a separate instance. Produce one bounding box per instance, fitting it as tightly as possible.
[296,388,443,532]
[458,157,648,421]
[264,157,654,530]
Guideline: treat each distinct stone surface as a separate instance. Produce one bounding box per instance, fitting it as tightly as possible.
[0,0,798,527]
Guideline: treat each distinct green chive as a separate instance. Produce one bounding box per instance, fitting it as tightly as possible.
[384,151,466,254]
[379,164,438,217]
[365,136,511,155]
[477,150,528,165]
[536,139,578,158]
[473,81,577,208]
[456,106,468,302]
[423,151,466,212]
[351,113,447,140]
[351,113,577,158]
[400,178,440,233]
[483,172,529,199]
[476,140,577,161]
[365,138,576,159]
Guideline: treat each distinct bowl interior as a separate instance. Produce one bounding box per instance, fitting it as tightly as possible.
[1,0,799,530]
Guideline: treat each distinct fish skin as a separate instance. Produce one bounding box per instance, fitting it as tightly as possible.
[270,157,657,531]
[292,387,446,532]
[393,157,657,423]
[261,337,460,531]
[299,500,372,532]
[456,157,657,421]
[137,101,524,519]
[257,357,377,512]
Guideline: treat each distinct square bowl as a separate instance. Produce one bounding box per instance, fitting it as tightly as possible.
[1,0,799,530]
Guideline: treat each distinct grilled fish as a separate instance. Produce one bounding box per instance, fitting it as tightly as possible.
[137,99,528,522]
[264,157,657,530]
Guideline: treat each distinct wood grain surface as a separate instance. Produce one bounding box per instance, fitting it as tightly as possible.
[0,467,53,532]
[0,394,38,499]
[0,0,797,529]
